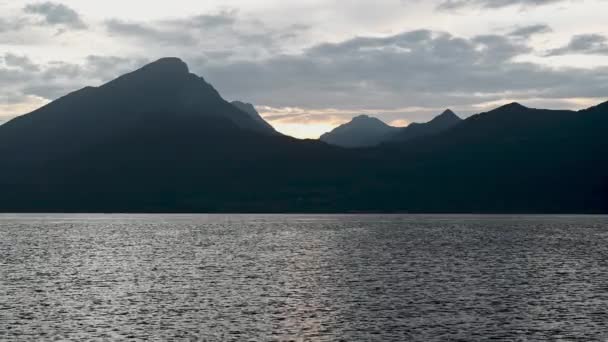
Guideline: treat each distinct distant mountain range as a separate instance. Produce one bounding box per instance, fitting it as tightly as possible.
[320,110,462,148]
[0,57,606,213]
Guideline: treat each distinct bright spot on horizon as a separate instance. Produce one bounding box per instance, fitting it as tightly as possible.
[269,122,345,140]
[390,119,410,127]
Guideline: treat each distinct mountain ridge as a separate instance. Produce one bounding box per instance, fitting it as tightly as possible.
[0,57,277,163]
[320,109,463,148]
[389,109,462,144]
[0,57,606,213]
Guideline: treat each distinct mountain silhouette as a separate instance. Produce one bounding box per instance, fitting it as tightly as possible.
[0,57,286,169]
[320,115,399,148]
[377,101,608,212]
[0,58,606,213]
[389,109,462,143]
[231,101,278,134]
[320,110,462,148]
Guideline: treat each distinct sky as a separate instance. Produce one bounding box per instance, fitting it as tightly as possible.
[1,0,608,138]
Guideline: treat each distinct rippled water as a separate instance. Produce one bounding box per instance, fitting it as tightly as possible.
[1,214,608,341]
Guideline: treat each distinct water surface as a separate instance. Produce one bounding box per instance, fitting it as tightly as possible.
[1,214,607,340]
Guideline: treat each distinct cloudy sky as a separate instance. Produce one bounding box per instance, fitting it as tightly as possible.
[1,0,608,138]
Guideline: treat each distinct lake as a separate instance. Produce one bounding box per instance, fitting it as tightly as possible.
[1,214,607,340]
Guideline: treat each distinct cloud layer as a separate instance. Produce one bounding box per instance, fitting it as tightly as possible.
[438,0,567,9]
[196,29,608,111]
[547,34,608,55]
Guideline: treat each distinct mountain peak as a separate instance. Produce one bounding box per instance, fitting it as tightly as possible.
[352,114,386,124]
[347,115,394,130]
[320,115,398,148]
[140,57,189,75]
[102,57,193,91]
[391,109,462,143]
[500,102,527,110]
[431,109,462,125]
[350,114,376,123]
[438,109,459,119]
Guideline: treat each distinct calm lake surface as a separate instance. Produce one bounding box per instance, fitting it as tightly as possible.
[1,214,607,341]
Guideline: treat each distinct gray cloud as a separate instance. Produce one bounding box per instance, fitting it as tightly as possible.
[191,29,608,112]
[546,34,608,55]
[107,10,261,46]
[104,12,309,59]
[509,24,552,38]
[167,10,238,29]
[439,0,566,10]
[105,19,196,45]
[2,53,40,71]
[1,54,147,104]
[23,1,86,29]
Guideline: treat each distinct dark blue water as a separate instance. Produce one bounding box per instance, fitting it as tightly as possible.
[1,214,607,341]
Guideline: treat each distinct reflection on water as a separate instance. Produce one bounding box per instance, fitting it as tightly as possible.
[1,214,607,340]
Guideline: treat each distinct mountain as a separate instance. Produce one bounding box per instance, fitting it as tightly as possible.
[377,102,608,213]
[389,109,462,143]
[320,115,399,148]
[0,57,606,213]
[320,110,462,148]
[231,101,278,134]
[0,57,276,163]
[0,57,351,212]
[0,57,292,183]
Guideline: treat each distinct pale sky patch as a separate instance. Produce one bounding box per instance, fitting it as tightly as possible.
[390,119,411,127]
[0,95,48,119]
